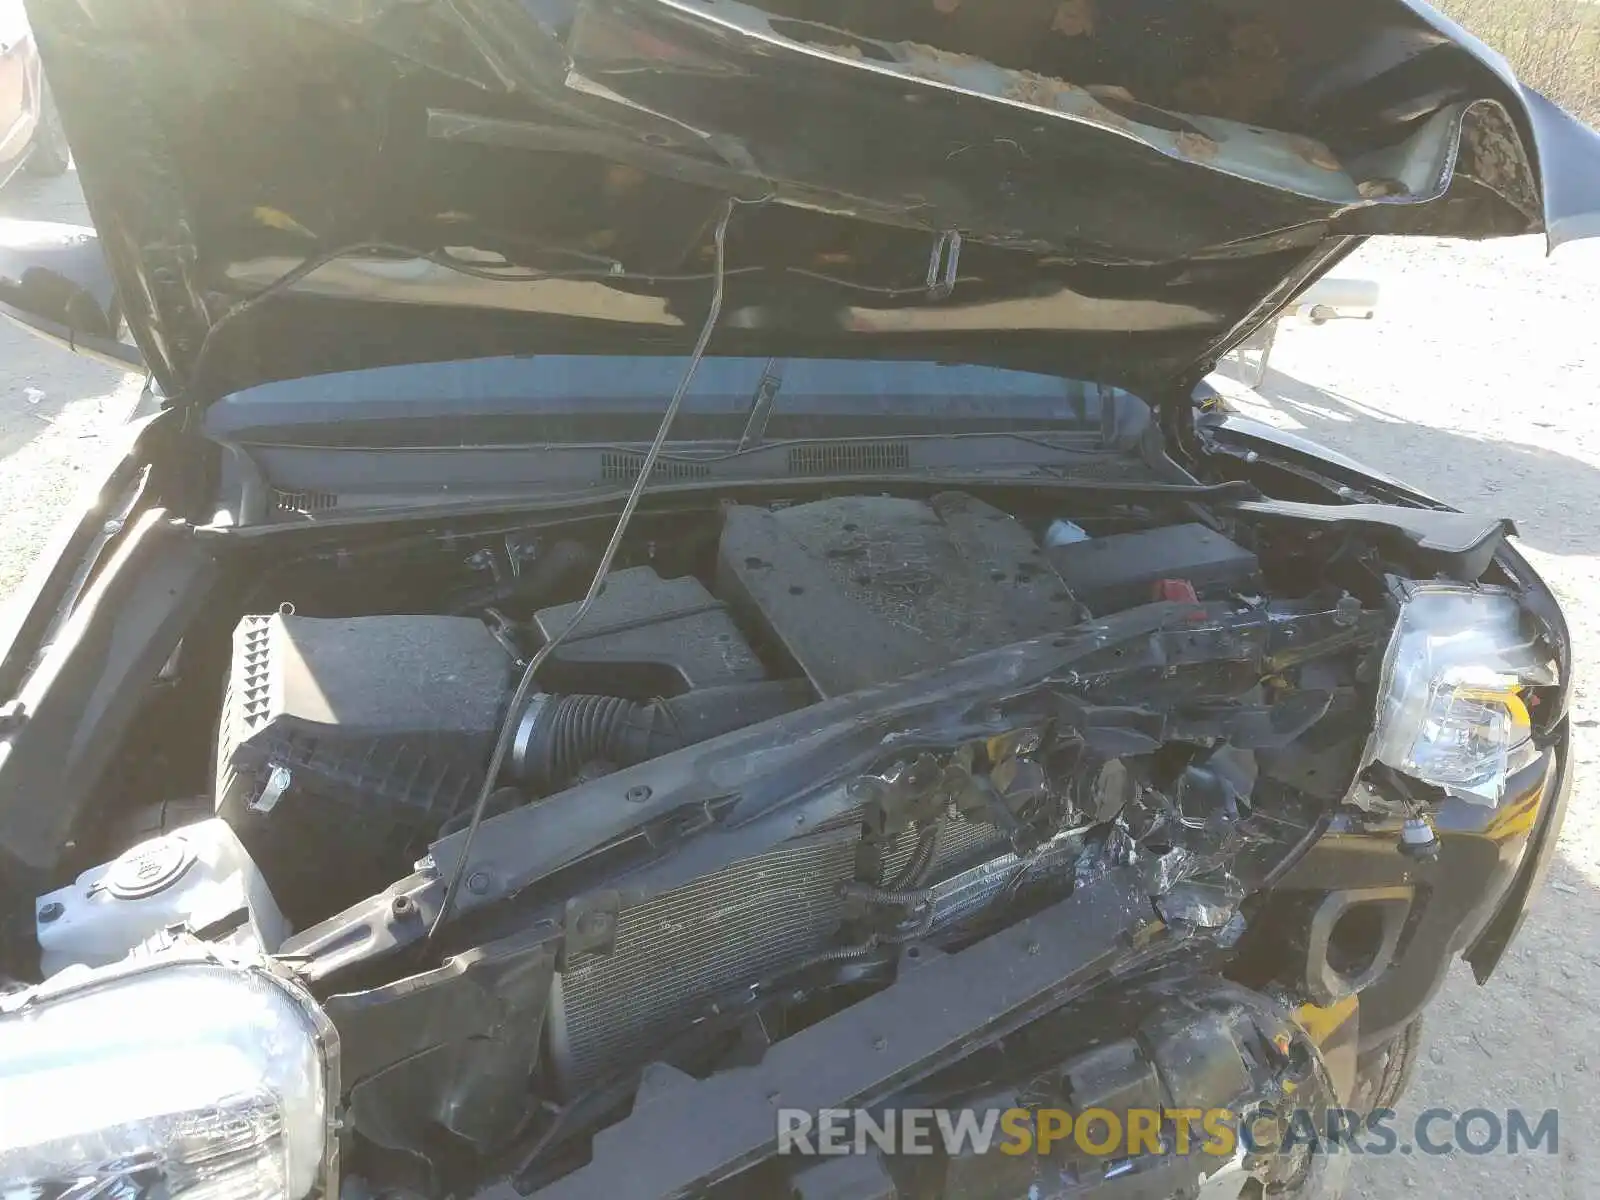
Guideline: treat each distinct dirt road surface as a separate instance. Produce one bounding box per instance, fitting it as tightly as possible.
[0,174,143,599]
[2,171,1596,1197]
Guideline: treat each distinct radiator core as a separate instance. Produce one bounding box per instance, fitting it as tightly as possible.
[548,825,859,1093]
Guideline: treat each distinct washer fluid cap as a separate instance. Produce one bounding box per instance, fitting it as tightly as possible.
[105,832,198,900]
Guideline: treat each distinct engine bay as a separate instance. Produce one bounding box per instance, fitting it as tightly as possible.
[21,482,1521,1197]
[43,491,1275,940]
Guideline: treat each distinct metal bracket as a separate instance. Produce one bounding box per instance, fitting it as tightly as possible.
[737,357,787,451]
[925,230,961,300]
[0,700,26,735]
[249,764,293,814]
[562,889,622,964]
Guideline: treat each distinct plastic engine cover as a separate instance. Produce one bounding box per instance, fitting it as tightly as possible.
[717,492,1084,696]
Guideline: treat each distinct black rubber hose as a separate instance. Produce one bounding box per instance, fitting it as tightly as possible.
[510,679,813,794]
[449,539,593,615]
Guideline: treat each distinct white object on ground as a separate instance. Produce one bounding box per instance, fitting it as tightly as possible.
[1286,277,1381,324]
[1228,277,1382,387]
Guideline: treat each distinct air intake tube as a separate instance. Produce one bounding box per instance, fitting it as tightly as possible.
[508,679,814,795]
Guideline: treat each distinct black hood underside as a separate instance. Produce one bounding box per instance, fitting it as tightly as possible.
[26,0,1600,402]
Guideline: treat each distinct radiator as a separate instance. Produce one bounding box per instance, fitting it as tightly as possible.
[877,804,1007,885]
[548,825,859,1093]
[545,808,1032,1094]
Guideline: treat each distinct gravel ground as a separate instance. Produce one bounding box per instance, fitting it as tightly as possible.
[1212,233,1600,1199]
[2,172,1596,1196]
[0,173,143,599]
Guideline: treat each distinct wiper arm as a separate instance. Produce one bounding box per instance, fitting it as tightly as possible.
[736,356,786,450]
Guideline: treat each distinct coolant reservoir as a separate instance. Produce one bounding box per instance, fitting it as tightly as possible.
[35,819,289,977]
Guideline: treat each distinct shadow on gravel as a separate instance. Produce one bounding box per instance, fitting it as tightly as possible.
[1221,363,1600,560]
[1343,841,1600,1199]
[0,342,131,471]
[0,170,135,470]
[0,390,85,461]
[0,167,92,222]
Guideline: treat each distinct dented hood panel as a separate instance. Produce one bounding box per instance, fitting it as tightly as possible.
[24,0,1600,403]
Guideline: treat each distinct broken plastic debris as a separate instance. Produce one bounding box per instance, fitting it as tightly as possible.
[1073,825,1136,889]
[1044,519,1089,547]
[1155,879,1243,929]
[1143,846,1196,894]
[24,387,45,405]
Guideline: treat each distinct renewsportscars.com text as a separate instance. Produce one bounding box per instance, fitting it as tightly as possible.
[776,1106,1559,1158]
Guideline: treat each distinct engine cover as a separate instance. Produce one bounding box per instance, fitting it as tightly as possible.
[716,493,1084,697]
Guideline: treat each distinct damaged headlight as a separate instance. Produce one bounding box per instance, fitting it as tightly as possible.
[1369,583,1556,805]
[0,952,338,1200]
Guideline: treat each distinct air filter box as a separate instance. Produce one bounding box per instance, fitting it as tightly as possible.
[530,566,766,695]
[214,612,513,919]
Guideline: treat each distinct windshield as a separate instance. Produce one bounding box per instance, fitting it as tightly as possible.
[200,355,1152,448]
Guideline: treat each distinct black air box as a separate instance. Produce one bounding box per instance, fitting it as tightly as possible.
[530,566,766,695]
[1044,523,1257,614]
[215,612,513,919]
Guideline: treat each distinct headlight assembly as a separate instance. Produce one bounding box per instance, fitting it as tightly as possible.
[1369,583,1557,805]
[0,952,338,1200]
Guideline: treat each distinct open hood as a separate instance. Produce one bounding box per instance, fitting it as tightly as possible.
[23,0,1600,403]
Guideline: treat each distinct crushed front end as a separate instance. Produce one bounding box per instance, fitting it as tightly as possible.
[0,477,1572,1200]
[1,0,1587,1193]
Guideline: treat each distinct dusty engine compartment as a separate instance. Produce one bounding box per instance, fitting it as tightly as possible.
[202,493,1258,922]
[27,484,1424,1195]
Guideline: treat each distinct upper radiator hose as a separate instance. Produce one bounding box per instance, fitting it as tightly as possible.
[509,679,813,795]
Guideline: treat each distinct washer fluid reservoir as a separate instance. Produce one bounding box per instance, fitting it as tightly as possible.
[35,818,290,977]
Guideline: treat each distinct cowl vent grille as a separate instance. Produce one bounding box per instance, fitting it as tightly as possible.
[270,488,339,515]
[600,452,712,482]
[787,441,911,475]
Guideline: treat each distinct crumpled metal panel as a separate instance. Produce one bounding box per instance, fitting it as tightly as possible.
[28,0,1600,401]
